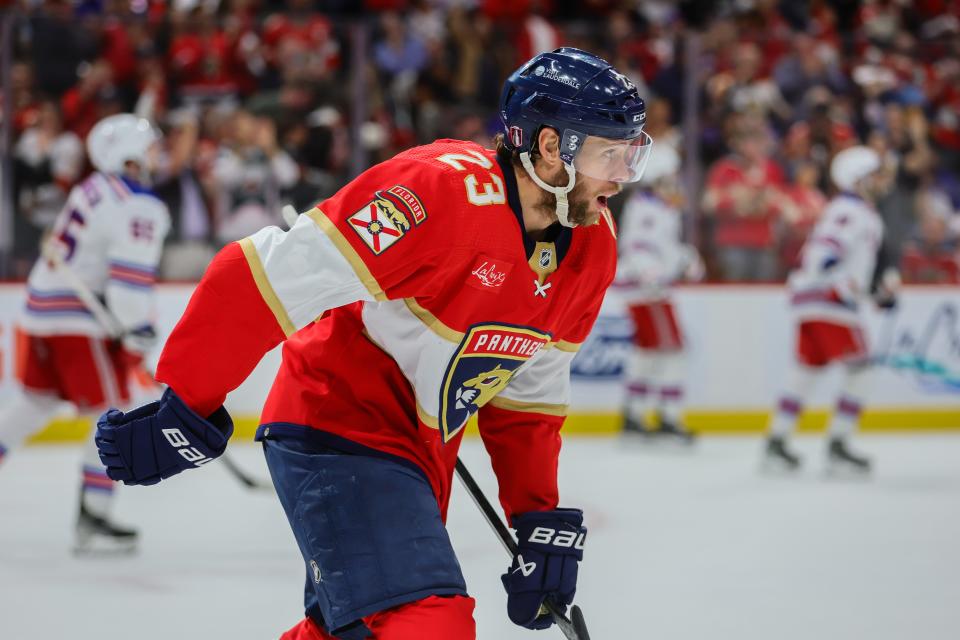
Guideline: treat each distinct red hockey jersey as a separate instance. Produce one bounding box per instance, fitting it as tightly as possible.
[156,140,617,520]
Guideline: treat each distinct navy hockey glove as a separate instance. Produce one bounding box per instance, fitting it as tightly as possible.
[501,508,586,630]
[96,387,234,486]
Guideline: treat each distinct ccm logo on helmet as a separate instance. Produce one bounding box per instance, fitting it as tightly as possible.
[528,526,586,550]
[161,428,214,466]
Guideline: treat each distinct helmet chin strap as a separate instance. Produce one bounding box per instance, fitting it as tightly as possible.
[520,152,579,228]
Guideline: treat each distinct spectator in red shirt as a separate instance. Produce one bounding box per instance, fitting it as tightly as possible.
[702,117,786,281]
[779,160,828,276]
[61,59,122,139]
[168,4,239,101]
[901,190,960,283]
[262,1,340,80]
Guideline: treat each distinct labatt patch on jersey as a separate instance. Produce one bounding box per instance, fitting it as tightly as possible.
[439,323,551,442]
[347,185,426,254]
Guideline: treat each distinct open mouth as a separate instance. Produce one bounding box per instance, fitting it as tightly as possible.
[597,195,608,208]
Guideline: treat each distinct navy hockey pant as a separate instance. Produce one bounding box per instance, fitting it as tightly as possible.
[257,424,469,639]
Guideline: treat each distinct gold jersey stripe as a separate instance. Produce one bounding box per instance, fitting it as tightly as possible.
[403,298,464,342]
[307,208,387,302]
[554,339,582,352]
[488,395,569,417]
[238,237,296,338]
[416,399,440,429]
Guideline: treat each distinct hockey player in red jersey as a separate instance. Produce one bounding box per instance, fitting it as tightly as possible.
[0,114,169,552]
[763,146,898,474]
[617,144,702,442]
[94,48,653,639]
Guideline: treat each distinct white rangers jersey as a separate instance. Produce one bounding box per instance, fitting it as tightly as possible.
[21,172,170,337]
[788,193,884,325]
[616,192,696,303]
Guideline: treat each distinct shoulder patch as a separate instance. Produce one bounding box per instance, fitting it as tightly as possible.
[347,185,426,254]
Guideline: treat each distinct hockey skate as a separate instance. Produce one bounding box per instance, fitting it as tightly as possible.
[73,499,138,555]
[825,438,872,476]
[761,436,802,472]
[621,414,651,437]
[647,418,697,444]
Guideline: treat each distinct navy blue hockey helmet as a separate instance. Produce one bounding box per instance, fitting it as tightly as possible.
[499,47,653,184]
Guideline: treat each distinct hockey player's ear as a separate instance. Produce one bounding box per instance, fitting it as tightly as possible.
[536,127,562,170]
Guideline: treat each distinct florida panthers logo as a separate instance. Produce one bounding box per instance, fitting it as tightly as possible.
[455,365,513,410]
[439,323,551,441]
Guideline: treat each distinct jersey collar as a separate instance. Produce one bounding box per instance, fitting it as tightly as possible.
[839,191,866,203]
[118,174,157,198]
[496,154,572,264]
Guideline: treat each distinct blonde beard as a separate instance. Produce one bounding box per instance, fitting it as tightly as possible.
[533,166,600,227]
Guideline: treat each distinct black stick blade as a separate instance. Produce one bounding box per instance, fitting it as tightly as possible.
[546,600,588,640]
[571,605,591,640]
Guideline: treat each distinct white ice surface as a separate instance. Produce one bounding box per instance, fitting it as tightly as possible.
[1,435,959,640]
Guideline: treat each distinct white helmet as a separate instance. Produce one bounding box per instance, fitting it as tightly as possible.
[638,144,680,186]
[830,145,881,192]
[86,114,159,174]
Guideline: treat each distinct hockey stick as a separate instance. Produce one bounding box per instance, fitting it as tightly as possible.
[454,458,591,640]
[41,239,125,338]
[41,240,273,492]
[872,307,899,367]
[219,451,274,491]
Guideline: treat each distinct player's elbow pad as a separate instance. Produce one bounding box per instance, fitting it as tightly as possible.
[95,388,234,486]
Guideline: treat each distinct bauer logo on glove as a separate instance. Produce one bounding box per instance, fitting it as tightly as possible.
[95,387,233,486]
[501,508,586,630]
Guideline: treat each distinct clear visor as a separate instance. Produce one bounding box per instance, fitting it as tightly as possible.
[566,130,654,184]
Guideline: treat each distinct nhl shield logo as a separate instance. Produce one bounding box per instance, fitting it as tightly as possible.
[538,247,552,268]
[439,323,551,442]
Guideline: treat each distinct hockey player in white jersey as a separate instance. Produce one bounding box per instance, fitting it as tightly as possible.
[0,114,169,551]
[617,145,702,442]
[764,146,898,473]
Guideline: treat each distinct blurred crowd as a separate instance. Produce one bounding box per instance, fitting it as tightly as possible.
[2,0,960,282]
